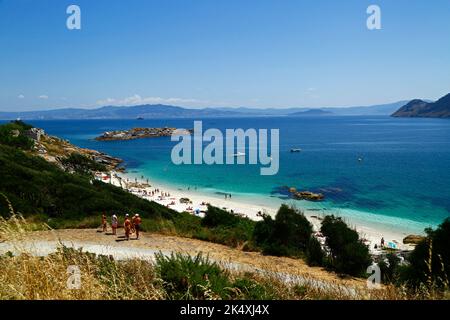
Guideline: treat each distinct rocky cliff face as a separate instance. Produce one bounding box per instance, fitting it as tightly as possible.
[392,93,450,118]
[34,132,123,171]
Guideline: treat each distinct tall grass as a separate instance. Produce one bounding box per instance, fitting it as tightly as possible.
[0,195,162,300]
[0,208,448,300]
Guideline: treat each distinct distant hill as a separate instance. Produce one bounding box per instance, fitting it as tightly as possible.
[392,93,450,118]
[290,109,333,116]
[215,107,310,116]
[216,101,409,116]
[322,101,409,116]
[0,100,413,120]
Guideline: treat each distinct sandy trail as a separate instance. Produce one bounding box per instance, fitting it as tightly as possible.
[0,228,366,292]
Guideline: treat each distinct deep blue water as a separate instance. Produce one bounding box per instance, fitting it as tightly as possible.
[14,116,450,233]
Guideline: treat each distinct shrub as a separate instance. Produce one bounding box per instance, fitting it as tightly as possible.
[378,253,401,284]
[321,215,372,277]
[60,153,107,175]
[231,277,276,300]
[202,205,242,228]
[306,236,325,267]
[155,252,231,299]
[253,205,313,257]
[199,206,255,247]
[0,121,34,150]
[400,218,450,289]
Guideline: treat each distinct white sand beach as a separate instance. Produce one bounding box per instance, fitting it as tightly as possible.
[97,171,417,254]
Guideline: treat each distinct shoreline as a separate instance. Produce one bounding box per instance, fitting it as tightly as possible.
[101,170,419,254]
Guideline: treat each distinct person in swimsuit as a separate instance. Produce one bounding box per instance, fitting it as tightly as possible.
[133,214,142,240]
[124,214,132,241]
[101,214,107,233]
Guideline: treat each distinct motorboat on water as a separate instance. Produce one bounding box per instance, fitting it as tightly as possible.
[290,148,302,153]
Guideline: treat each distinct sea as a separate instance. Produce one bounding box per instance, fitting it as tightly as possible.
[16,116,450,235]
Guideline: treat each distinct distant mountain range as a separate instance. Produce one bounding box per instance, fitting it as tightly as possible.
[0,100,411,120]
[392,93,450,118]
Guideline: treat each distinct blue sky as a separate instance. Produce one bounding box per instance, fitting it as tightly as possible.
[0,0,449,111]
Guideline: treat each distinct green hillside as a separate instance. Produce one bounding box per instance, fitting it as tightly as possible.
[0,121,176,224]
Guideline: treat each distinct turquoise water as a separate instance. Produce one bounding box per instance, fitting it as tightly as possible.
[23,116,450,234]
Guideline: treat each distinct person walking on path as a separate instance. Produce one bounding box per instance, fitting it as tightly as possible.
[133,214,142,240]
[124,214,132,241]
[101,214,107,233]
[111,214,118,235]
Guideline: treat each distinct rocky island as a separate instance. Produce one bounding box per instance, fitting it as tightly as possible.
[288,187,325,201]
[95,127,192,141]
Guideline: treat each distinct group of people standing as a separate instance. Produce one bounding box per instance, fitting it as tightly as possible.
[101,213,142,240]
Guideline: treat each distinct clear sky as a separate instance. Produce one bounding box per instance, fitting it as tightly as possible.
[0,0,449,111]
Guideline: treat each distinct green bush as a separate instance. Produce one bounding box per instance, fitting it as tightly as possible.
[306,236,325,267]
[0,121,34,150]
[155,252,231,299]
[60,153,107,175]
[378,253,401,284]
[400,218,450,289]
[253,205,313,257]
[321,215,372,277]
[199,205,255,247]
[231,277,276,300]
[202,205,245,228]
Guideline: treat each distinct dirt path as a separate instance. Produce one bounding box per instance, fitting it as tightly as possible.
[1,228,365,290]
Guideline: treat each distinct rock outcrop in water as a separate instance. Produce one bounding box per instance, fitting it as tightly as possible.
[289,187,325,201]
[95,127,192,141]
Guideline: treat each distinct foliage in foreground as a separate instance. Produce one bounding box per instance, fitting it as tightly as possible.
[1,212,449,300]
[1,239,446,300]
[398,218,450,289]
[253,205,313,257]
[320,215,372,277]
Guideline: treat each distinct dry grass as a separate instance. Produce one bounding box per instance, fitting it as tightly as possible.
[0,207,164,300]
[0,249,165,300]
[0,209,447,300]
